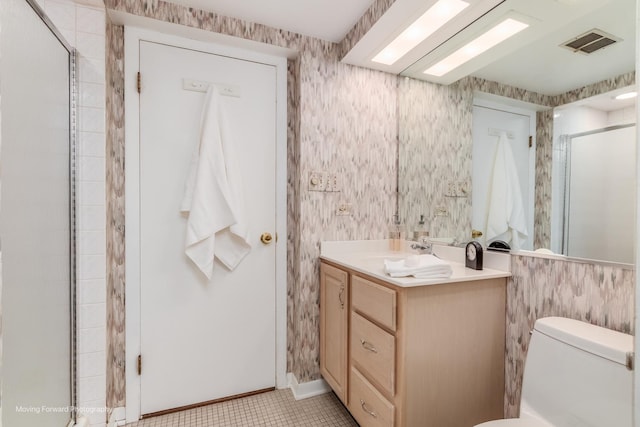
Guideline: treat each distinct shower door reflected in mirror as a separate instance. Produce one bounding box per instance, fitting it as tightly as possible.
[0,0,75,426]
[559,125,636,264]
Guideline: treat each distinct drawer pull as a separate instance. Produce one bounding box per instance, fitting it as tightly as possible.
[339,284,345,309]
[360,339,378,353]
[360,399,378,418]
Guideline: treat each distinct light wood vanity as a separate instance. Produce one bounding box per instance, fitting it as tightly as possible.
[320,254,507,427]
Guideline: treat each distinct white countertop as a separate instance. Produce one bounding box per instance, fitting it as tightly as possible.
[320,240,511,288]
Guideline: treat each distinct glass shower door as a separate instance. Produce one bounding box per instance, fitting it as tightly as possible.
[0,0,75,425]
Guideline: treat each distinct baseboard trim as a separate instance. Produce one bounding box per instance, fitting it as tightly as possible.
[287,372,331,400]
[107,406,126,427]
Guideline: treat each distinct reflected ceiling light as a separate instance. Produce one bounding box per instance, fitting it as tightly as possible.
[614,91,637,100]
[424,18,529,76]
[371,0,470,65]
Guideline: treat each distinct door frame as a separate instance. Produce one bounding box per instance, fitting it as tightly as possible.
[124,27,288,422]
[472,96,537,250]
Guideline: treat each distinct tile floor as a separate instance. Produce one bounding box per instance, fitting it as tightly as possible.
[125,389,358,427]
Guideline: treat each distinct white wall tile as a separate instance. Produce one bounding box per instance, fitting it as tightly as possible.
[79,56,106,83]
[78,230,106,254]
[78,375,107,402]
[78,254,107,280]
[59,28,76,46]
[76,32,106,60]
[78,327,106,353]
[76,399,108,413]
[80,82,106,109]
[78,279,107,305]
[79,181,106,205]
[45,0,107,421]
[78,351,106,378]
[44,0,76,32]
[80,106,105,133]
[76,7,106,35]
[80,155,106,181]
[79,303,106,328]
[79,131,105,157]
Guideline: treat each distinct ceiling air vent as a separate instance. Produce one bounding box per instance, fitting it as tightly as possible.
[561,29,620,54]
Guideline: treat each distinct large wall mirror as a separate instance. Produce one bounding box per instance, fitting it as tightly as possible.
[398,0,636,265]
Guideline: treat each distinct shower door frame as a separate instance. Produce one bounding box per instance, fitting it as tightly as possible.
[0,0,78,425]
[20,0,78,423]
[560,123,636,263]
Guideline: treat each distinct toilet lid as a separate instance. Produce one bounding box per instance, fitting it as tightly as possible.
[475,419,550,427]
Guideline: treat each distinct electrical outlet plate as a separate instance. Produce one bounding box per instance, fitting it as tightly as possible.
[328,173,340,192]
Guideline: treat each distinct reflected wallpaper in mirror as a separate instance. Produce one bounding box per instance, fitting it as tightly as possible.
[398,72,635,263]
[398,0,636,264]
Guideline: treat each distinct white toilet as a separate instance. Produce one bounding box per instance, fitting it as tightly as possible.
[476,316,634,427]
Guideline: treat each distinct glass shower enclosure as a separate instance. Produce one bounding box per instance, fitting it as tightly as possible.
[0,0,76,425]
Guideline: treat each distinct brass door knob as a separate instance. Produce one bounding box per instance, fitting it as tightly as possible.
[471,229,483,238]
[260,232,274,245]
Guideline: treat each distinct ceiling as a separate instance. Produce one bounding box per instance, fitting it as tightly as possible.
[471,0,635,95]
[163,0,634,97]
[165,0,376,43]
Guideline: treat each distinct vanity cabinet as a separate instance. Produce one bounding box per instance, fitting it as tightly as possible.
[320,262,349,404]
[320,260,506,427]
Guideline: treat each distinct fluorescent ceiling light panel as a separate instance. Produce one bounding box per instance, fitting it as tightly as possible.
[615,91,637,100]
[424,18,529,76]
[372,0,469,65]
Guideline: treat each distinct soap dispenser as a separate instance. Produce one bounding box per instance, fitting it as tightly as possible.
[388,215,406,251]
[413,214,429,242]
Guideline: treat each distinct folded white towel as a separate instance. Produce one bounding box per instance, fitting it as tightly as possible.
[384,254,453,279]
[181,86,251,279]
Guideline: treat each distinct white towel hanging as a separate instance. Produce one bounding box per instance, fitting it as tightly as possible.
[484,131,528,249]
[180,86,251,279]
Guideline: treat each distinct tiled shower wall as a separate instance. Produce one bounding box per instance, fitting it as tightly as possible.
[35,0,108,425]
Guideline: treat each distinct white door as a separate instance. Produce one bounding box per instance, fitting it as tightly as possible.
[138,40,277,415]
[472,102,535,250]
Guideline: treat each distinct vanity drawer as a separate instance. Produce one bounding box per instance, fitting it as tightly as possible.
[352,275,396,331]
[351,311,395,396]
[349,367,395,427]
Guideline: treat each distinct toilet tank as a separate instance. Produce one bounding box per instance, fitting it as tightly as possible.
[520,317,633,427]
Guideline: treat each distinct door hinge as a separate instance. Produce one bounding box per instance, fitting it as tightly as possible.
[137,354,142,375]
[528,135,533,148]
[137,72,141,94]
